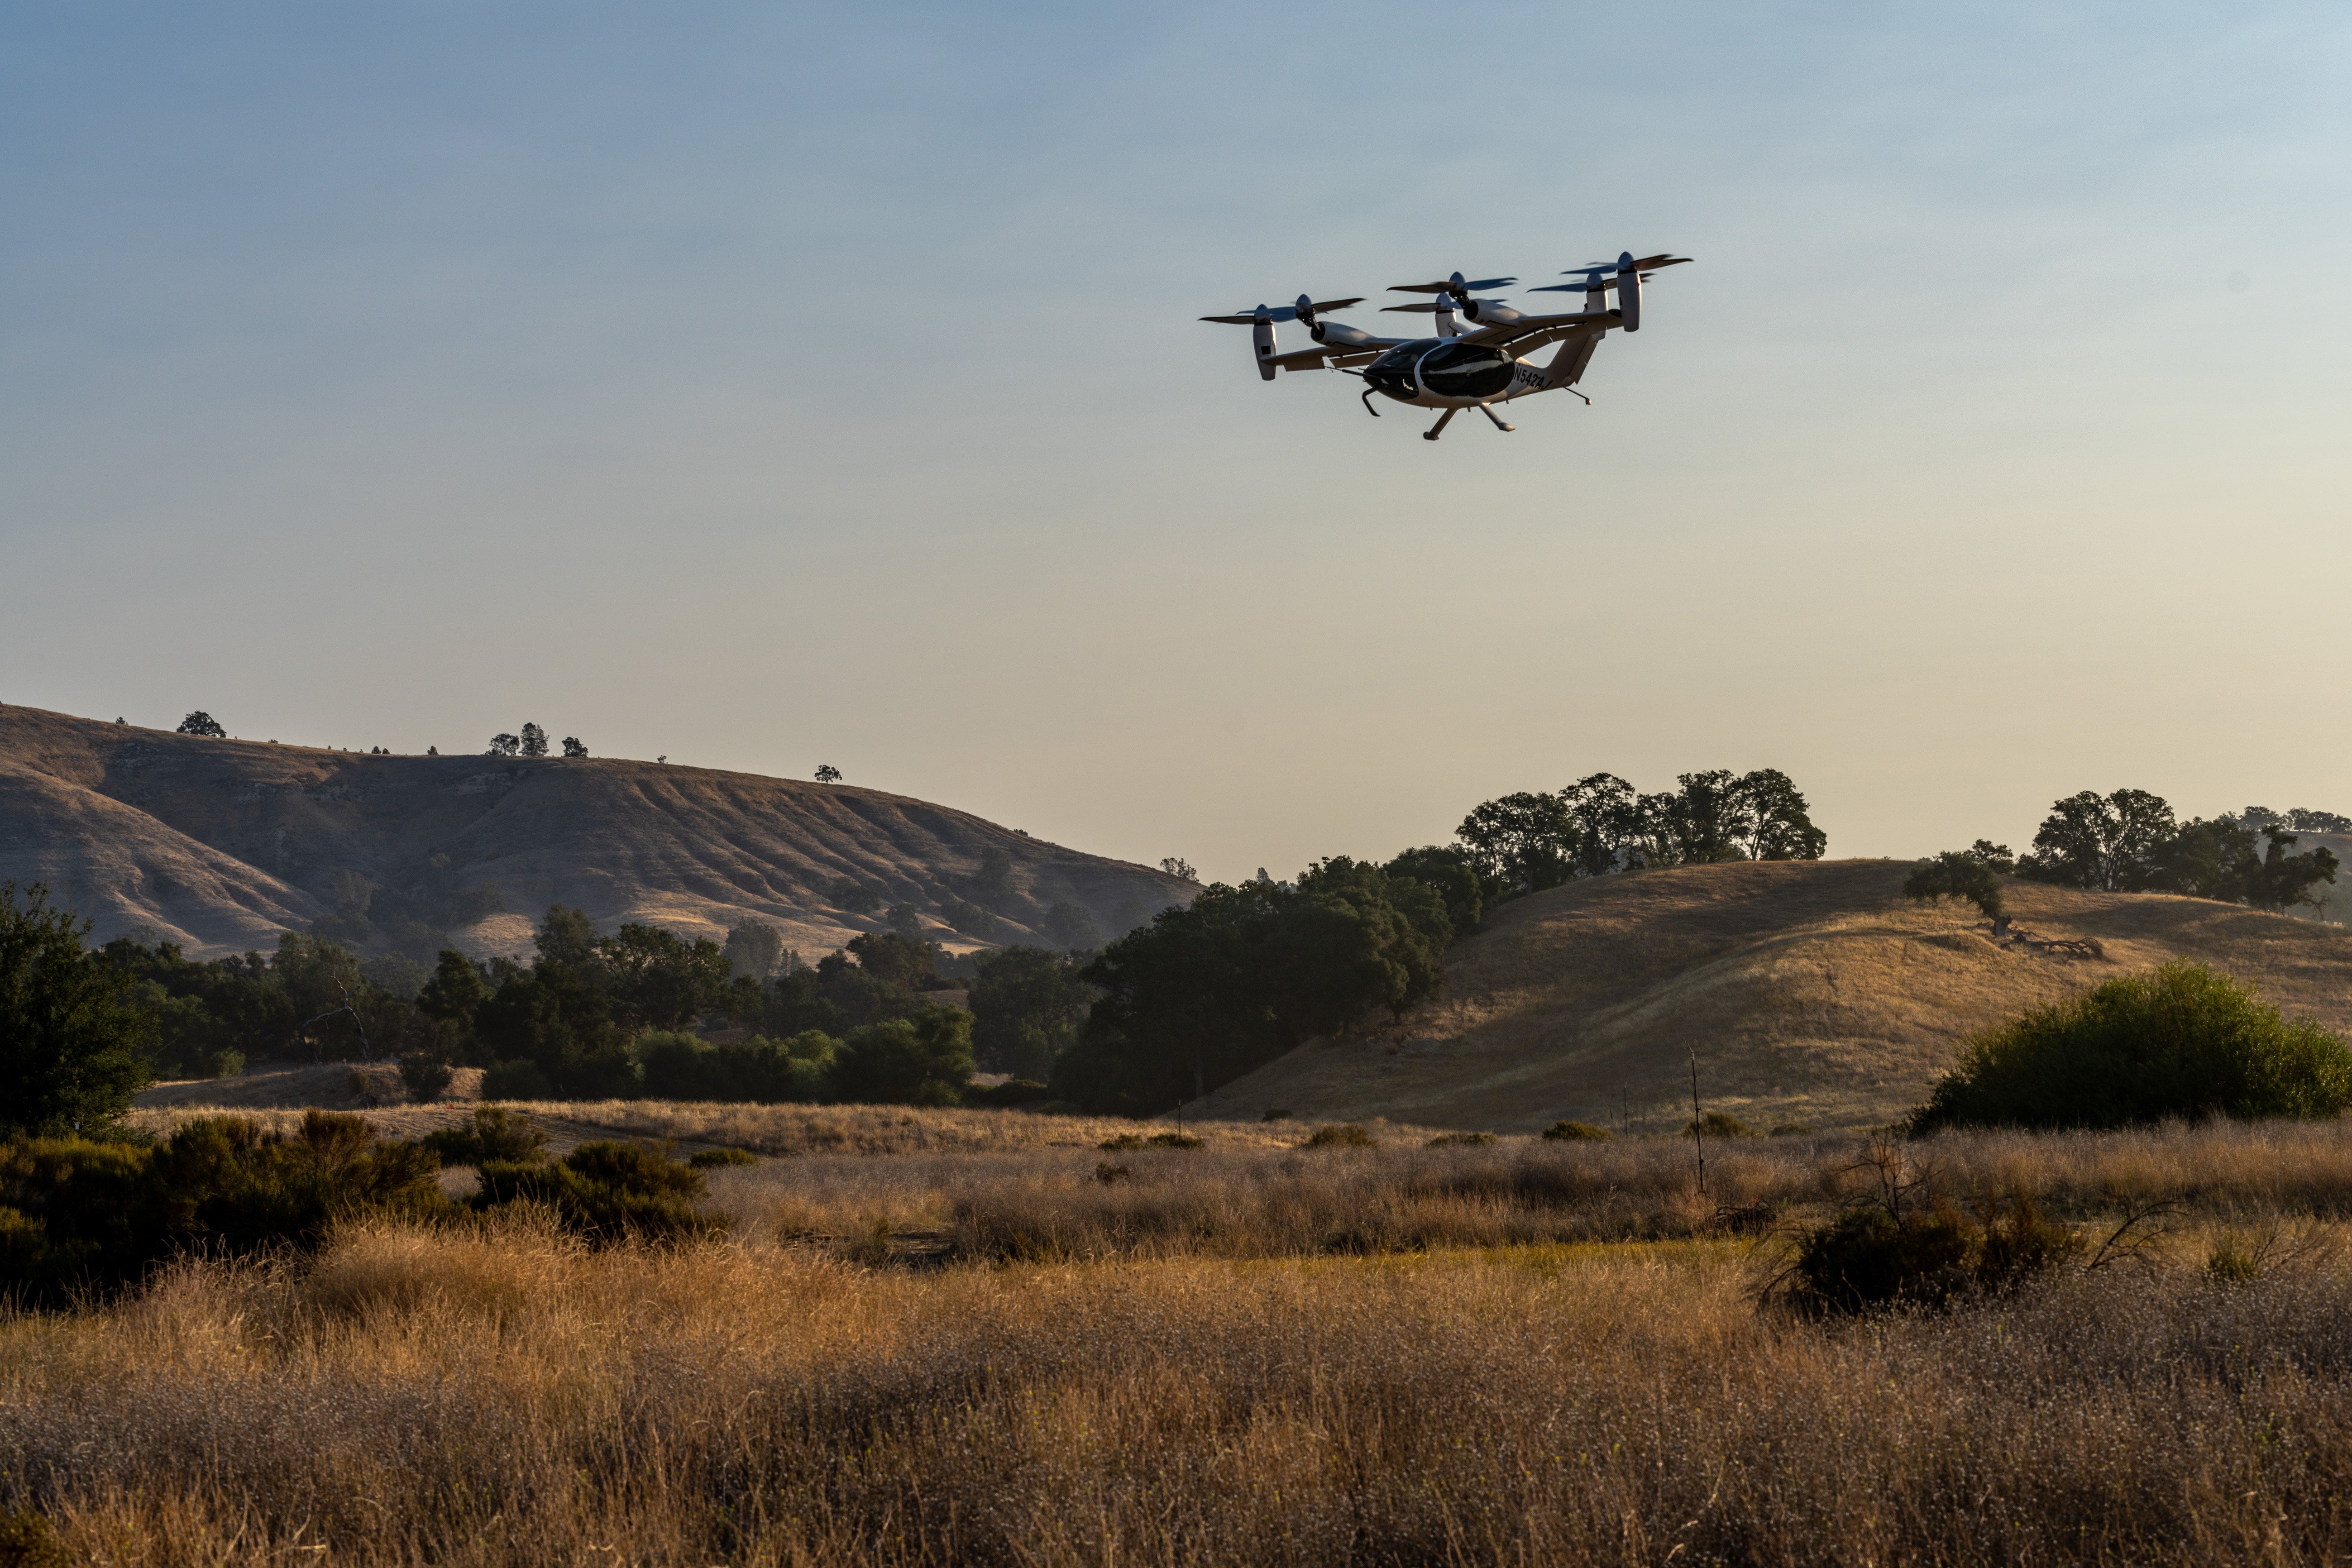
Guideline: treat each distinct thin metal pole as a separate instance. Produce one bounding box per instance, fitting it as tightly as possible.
[1688,1048,1707,1201]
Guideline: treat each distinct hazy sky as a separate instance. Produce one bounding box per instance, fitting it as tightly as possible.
[5,2,2348,883]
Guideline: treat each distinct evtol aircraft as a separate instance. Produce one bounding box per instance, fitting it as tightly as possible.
[1199,252,1690,440]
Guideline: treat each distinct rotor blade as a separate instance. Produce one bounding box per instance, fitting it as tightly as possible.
[1380,302,1441,313]
[1198,314,1265,324]
[1527,284,1592,293]
[1307,297,1366,313]
[1386,281,1454,293]
[1459,276,1516,290]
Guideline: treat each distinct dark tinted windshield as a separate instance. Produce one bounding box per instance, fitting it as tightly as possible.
[1418,342,1514,399]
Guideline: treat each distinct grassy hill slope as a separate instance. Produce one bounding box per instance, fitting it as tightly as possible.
[1198,859,2352,1134]
[0,704,1193,958]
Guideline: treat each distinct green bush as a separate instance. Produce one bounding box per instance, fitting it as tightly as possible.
[0,1504,67,1568]
[398,1050,454,1103]
[1542,1121,1611,1142]
[482,1058,555,1100]
[0,1112,453,1304]
[827,1009,973,1105]
[1427,1132,1496,1147]
[473,1140,719,1245]
[688,1146,756,1168]
[1786,1192,2081,1315]
[1147,1131,1202,1150]
[1688,1111,1757,1139]
[0,881,154,1137]
[1903,851,2007,920]
[1261,1108,1293,1122]
[1909,962,2352,1131]
[637,1029,839,1103]
[420,1106,548,1166]
[1302,1123,1376,1149]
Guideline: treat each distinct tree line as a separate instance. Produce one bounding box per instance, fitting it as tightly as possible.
[1907,789,2342,920]
[2,765,1824,1133]
[1453,769,1827,894]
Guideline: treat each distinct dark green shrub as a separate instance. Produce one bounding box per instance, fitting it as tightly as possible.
[473,1140,718,1244]
[398,1050,454,1103]
[1904,851,2007,920]
[827,1009,973,1106]
[1261,1108,1293,1122]
[1146,1132,1202,1150]
[1095,1161,1132,1184]
[482,1059,554,1100]
[1428,1132,1496,1147]
[0,1112,454,1304]
[420,1106,548,1166]
[1910,962,2352,1131]
[0,1505,67,1568]
[0,881,154,1137]
[1542,1121,1611,1141]
[1098,1133,1144,1151]
[1302,1123,1376,1149]
[1786,1191,2081,1314]
[688,1146,756,1168]
[1688,1111,1757,1139]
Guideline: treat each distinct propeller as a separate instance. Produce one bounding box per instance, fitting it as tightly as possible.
[1530,254,1692,292]
[1198,294,1364,327]
[1386,271,1516,305]
[1380,298,1506,315]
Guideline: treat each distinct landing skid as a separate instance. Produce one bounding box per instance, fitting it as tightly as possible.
[1424,405,1517,442]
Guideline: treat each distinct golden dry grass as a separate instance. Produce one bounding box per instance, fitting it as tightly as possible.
[11,1122,2352,1562]
[1203,859,2352,1134]
[125,1099,1387,1159]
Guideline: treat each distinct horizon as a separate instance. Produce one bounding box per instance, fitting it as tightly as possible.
[6,3,2348,883]
[11,698,2340,888]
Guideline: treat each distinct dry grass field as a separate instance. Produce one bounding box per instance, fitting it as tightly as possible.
[13,1119,2352,1563]
[1201,859,2352,1134]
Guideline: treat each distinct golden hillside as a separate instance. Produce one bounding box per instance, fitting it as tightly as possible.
[1197,859,2352,1134]
[0,704,1192,958]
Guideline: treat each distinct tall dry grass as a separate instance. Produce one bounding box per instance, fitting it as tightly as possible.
[129,1100,1368,1157]
[693,1117,2352,1263]
[9,1214,2352,1564]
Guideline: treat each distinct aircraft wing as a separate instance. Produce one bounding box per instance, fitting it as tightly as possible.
[1461,310,1618,351]
[1268,344,1401,373]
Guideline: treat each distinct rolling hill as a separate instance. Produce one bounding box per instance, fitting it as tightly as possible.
[1199,859,2352,1134]
[0,704,1194,959]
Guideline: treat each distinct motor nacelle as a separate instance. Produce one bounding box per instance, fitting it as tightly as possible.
[1457,299,1527,327]
[1252,308,1277,381]
[1615,252,1641,332]
[1309,319,1381,349]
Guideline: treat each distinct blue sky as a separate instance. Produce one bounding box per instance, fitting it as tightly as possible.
[5,2,2349,881]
